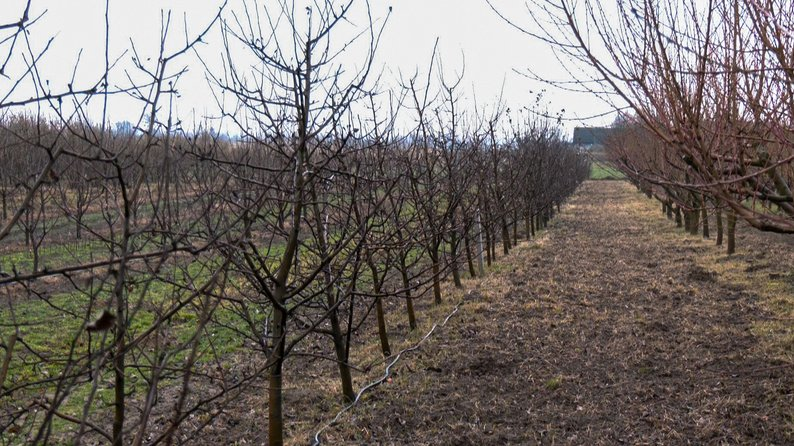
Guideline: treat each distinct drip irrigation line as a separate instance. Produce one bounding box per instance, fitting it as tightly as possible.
[311,293,470,446]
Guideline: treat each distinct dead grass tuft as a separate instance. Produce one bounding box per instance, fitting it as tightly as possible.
[312,181,793,445]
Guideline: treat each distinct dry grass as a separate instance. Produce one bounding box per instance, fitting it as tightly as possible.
[695,244,794,365]
[312,181,793,445]
[126,180,793,445]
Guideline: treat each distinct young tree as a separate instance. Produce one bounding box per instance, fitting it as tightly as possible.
[210,1,387,443]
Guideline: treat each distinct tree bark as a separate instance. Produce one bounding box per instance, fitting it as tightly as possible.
[727,210,737,255]
[501,217,511,255]
[689,204,700,235]
[484,226,492,267]
[330,310,353,401]
[268,297,286,446]
[489,224,497,260]
[463,228,476,278]
[449,230,463,288]
[375,294,391,357]
[400,266,416,330]
[431,247,442,304]
[476,209,485,276]
[512,209,518,246]
[311,189,354,403]
[530,210,536,237]
[369,260,392,357]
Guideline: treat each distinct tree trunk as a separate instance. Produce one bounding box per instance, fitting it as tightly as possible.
[727,210,737,255]
[0,333,16,391]
[530,210,535,237]
[463,229,476,278]
[701,196,709,239]
[490,227,496,262]
[24,209,31,247]
[375,295,391,357]
[674,206,682,227]
[501,217,511,255]
[329,304,354,402]
[689,206,700,236]
[32,245,40,273]
[476,210,485,277]
[431,247,442,304]
[684,210,691,232]
[449,230,462,288]
[512,209,518,246]
[268,300,286,446]
[366,255,392,356]
[310,191,354,402]
[112,339,125,445]
[484,227,492,267]
[716,206,723,246]
[76,213,83,239]
[400,266,416,330]
[112,282,127,446]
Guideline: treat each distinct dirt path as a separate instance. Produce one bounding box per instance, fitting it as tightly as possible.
[321,181,793,445]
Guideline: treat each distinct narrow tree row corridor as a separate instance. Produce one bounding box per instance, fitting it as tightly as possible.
[320,180,793,445]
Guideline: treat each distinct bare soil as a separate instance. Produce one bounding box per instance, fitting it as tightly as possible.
[313,180,794,445]
[35,180,791,445]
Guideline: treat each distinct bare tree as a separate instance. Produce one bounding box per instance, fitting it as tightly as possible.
[491,0,794,240]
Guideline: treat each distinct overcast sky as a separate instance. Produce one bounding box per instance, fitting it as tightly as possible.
[2,0,617,137]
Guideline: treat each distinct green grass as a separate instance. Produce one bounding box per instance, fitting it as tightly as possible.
[0,253,249,437]
[589,162,626,180]
[544,375,563,390]
[740,197,786,215]
[0,240,108,273]
[0,215,475,441]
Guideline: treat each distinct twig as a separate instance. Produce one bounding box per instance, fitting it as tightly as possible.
[310,295,467,445]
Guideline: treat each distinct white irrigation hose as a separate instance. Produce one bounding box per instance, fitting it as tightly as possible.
[310,297,466,445]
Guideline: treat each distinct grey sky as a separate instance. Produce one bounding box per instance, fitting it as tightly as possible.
[2,0,615,136]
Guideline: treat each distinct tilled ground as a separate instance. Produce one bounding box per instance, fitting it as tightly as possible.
[319,181,793,445]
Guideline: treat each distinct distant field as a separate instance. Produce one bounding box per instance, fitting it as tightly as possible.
[589,162,626,180]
